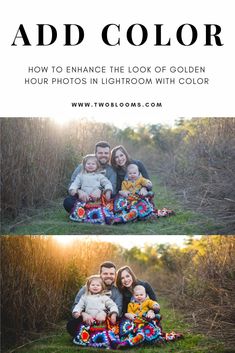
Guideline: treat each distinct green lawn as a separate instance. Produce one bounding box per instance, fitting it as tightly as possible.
[1,180,218,235]
[5,299,225,353]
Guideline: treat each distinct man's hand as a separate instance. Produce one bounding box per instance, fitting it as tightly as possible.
[72,311,81,319]
[105,190,111,201]
[110,313,117,324]
[90,189,102,201]
[81,312,95,325]
[146,309,155,319]
[69,189,77,196]
[96,312,106,322]
[78,190,90,202]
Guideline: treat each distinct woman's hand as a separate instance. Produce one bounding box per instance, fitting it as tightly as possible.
[146,181,152,189]
[153,303,160,311]
[146,309,155,319]
[119,190,130,197]
[125,313,136,320]
[139,187,148,196]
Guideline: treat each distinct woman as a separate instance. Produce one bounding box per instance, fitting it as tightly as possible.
[115,266,182,348]
[114,266,163,347]
[111,145,150,193]
[110,146,155,223]
[116,266,157,314]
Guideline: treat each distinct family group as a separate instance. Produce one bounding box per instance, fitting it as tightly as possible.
[64,141,173,224]
[67,261,182,349]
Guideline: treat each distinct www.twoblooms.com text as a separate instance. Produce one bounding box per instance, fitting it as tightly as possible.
[71,101,162,108]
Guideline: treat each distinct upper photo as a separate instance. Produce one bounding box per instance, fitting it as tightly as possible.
[1,117,234,235]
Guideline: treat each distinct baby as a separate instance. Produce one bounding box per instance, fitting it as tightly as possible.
[69,154,112,202]
[119,163,152,198]
[126,285,160,320]
[72,275,118,324]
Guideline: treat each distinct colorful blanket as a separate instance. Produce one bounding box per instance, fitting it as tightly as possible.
[112,193,154,223]
[69,200,114,224]
[73,315,182,349]
[69,194,174,225]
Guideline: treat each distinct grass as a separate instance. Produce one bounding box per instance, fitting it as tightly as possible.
[1,180,218,235]
[4,299,226,353]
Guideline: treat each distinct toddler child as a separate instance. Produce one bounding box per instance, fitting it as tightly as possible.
[119,163,152,199]
[69,154,112,202]
[113,164,154,223]
[72,275,118,324]
[126,285,160,320]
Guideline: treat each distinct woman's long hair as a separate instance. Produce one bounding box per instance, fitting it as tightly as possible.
[110,145,131,169]
[116,266,138,292]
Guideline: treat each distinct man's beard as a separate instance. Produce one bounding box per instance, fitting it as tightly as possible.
[104,279,113,288]
[99,158,109,165]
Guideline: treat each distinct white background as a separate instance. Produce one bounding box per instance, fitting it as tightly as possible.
[1,0,234,127]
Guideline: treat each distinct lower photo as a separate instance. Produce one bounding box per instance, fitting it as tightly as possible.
[1,235,234,353]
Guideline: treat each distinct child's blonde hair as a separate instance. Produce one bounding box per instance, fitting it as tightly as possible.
[82,154,101,173]
[85,275,106,294]
[133,284,146,295]
[127,163,140,173]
